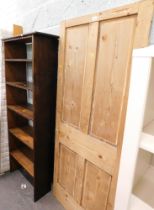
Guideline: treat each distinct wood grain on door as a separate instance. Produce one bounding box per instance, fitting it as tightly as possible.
[53,1,154,210]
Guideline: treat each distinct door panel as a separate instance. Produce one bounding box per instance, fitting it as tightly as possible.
[54,1,154,210]
[82,161,111,210]
[90,17,136,145]
[62,25,89,127]
[59,144,85,204]
[59,144,76,196]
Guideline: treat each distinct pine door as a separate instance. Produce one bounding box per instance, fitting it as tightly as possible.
[53,1,154,210]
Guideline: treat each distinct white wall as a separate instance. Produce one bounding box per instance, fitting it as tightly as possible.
[0,0,144,33]
[0,0,154,43]
[16,0,139,34]
[0,30,12,174]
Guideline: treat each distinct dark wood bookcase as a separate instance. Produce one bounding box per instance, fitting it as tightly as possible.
[3,32,59,201]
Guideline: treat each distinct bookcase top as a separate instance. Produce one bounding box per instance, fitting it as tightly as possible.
[3,31,59,42]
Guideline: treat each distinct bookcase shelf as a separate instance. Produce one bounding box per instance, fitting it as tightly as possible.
[129,194,153,210]
[11,150,34,177]
[4,32,59,201]
[9,126,33,150]
[8,104,33,120]
[140,120,154,154]
[5,59,32,62]
[130,58,154,210]
[131,166,154,210]
[6,82,33,91]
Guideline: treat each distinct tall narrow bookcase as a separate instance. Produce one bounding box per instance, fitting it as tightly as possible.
[3,32,59,201]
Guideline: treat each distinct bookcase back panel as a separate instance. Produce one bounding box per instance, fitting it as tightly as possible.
[5,62,26,82]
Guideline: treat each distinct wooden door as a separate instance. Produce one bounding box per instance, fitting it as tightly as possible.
[53,1,154,210]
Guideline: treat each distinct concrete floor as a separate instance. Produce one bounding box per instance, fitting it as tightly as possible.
[0,171,65,210]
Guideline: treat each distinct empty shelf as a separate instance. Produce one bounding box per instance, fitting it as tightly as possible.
[8,105,33,120]
[9,126,33,149]
[140,120,154,153]
[5,59,32,62]
[133,166,154,208]
[129,195,153,210]
[6,82,33,91]
[11,150,34,177]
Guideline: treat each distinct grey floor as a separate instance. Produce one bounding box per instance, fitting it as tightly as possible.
[0,171,65,210]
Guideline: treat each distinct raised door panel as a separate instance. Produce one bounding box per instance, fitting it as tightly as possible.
[58,144,76,196]
[62,22,99,133]
[62,25,89,128]
[82,162,111,210]
[90,16,136,145]
[59,144,85,204]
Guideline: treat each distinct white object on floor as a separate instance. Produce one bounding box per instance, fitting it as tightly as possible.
[21,183,27,190]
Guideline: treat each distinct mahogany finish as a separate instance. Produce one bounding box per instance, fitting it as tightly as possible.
[3,32,59,201]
